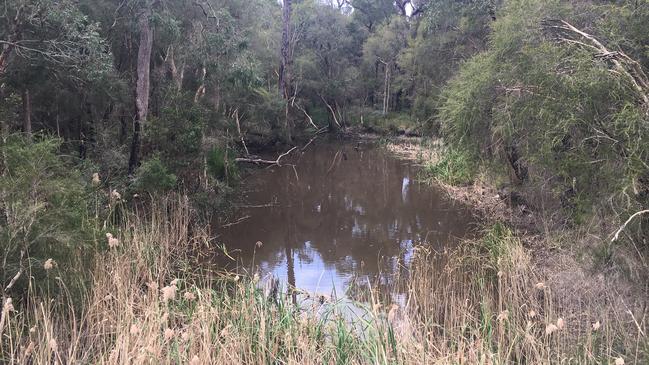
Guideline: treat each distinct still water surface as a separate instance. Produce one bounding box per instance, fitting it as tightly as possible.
[218,141,474,299]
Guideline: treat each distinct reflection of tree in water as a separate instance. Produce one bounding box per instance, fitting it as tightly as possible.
[218,142,474,296]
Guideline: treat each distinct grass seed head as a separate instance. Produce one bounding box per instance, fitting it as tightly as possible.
[592,321,601,331]
[161,285,177,303]
[497,310,509,322]
[44,258,56,270]
[130,324,140,335]
[49,338,58,352]
[106,233,119,248]
[164,328,175,341]
[24,342,35,356]
[110,190,121,201]
[545,323,558,335]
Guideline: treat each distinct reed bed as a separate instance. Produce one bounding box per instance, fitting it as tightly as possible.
[0,198,645,364]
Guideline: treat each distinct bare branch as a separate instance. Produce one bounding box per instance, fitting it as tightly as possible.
[611,210,649,242]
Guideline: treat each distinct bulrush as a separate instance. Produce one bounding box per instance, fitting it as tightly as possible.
[256,241,263,248]
[161,285,177,303]
[130,324,140,335]
[556,318,565,330]
[110,190,121,201]
[592,321,601,331]
[181,331,190,342]
[49,338,58,352]
[615,358,625,365]
[545,323,558,335]
[43,258,55,270]
[497,310,509,322]
[147,281,158,291]
[106,233,119,248]
[92,173,100,186]
[164,328,175,341]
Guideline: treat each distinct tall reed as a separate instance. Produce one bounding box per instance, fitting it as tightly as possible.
[0,198,644,364]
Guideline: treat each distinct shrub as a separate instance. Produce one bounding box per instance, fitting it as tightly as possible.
[133,157,177,194]
[206,147,238,182]
[0,134,97,297]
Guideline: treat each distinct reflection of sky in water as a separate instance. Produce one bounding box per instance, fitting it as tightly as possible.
[218,142,474,299]
[402,176,410,203]
[265,241,356,296]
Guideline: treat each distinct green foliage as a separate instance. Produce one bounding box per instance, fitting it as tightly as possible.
[482,222,513,264]
[206,147,237,182]
[133,157,177,194]
[439,0,649,223]
[147,100,206,168]
[0,135,97,296]
[421,147,476,186]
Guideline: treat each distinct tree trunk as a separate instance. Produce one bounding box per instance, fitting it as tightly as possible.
[128,3,154,176]
[0,44,15,78]
[382,63,391,115]
[194,64,206,103]
[166,45,183,91]
[279,0,293,142]
[279,0,292,98]
[21,89,31,139]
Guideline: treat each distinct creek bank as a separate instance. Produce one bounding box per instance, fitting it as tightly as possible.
[381,136,648,357]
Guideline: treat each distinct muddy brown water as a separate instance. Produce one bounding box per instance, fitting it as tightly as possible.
[217,140,475,301]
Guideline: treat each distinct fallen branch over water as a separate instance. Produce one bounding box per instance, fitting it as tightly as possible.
[235,146,297,166]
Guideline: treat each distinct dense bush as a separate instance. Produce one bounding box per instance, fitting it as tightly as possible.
[133,157,178,194]
[438,0,649,224]
[0,135,98,296]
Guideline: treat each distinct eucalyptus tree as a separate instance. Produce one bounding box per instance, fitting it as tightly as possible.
[0,0,111,141]
[290,0,365,128]
[362,16,410,115]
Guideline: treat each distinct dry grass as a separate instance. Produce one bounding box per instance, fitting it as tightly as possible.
[0,198,646,364]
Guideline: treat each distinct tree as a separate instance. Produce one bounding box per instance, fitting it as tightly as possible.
[362,16,409,115]
[127,1,154,175]
[279,0,293,142]
[0,0,110,143]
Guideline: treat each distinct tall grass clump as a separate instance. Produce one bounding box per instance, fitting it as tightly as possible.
[420,146,476,186]
[405,223,647,364]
